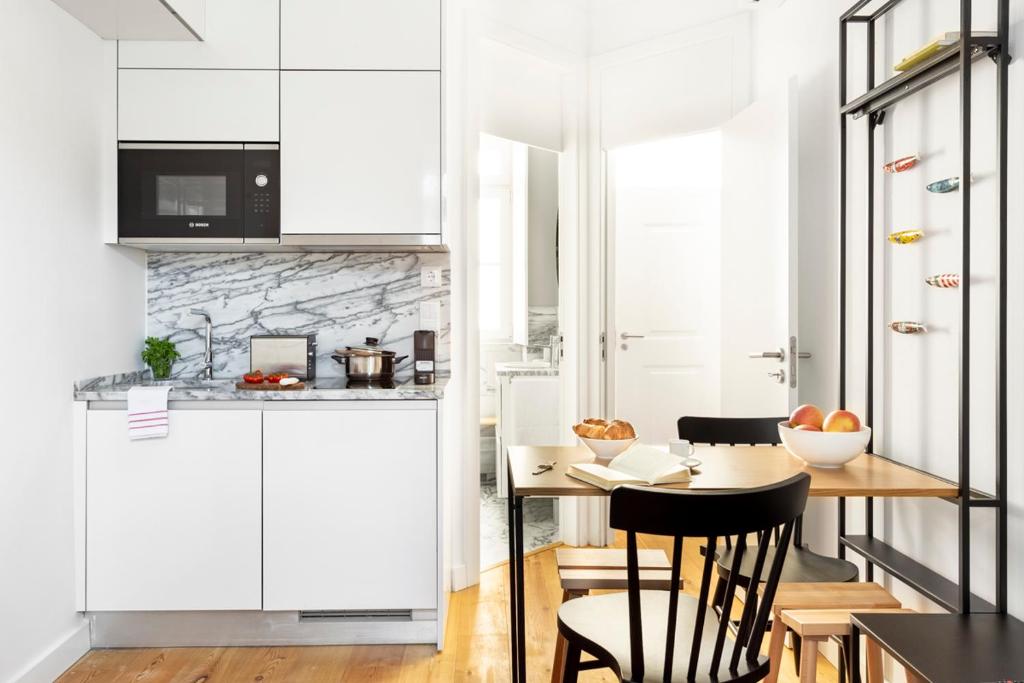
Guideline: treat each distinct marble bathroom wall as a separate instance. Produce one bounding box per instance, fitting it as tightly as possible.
[527,306,558,346]
[147,252,450,380]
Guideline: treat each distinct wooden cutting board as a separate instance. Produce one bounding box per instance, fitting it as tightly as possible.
[235,381,306,391]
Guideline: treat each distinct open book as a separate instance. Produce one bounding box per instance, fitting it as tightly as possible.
[567,444,692,491]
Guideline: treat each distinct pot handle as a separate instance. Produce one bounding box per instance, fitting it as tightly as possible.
[394,355,409,364]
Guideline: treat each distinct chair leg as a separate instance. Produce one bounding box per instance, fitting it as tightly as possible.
[792,633,802,676]
[550,633,568,683]
[798,636,821,683]
[865,637,884,683]
[765,617,788,683]
[838,637,847,683]
[711,575,726,610]
[561,641,583,683]
[550,590,584,683]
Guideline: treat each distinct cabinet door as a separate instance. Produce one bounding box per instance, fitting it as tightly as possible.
[86,408,262,611]
[118,69,278,141]
[280,71,440,235]
[281,0,440,70]
[263,403,437,611]
[119,0,279,69]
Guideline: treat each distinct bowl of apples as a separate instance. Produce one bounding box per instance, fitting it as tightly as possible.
[778,405,871,468]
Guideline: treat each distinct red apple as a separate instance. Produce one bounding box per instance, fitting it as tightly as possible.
[823,409,862,433]
[794,424,822,432]
[789,404,824,430]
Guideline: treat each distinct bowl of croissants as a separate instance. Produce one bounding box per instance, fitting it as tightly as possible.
[573,418,638,462]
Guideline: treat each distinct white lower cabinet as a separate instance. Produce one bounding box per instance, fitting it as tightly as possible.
[86,408,262,611]
[262,403,438,611]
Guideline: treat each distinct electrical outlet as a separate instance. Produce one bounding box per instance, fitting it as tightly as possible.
[419,301,441,332]
[421,267,442,288]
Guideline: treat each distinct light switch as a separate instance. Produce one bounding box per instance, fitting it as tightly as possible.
[420,301,441,332]
[421,267,442,288]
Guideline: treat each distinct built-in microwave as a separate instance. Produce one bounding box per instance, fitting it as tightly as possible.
[118,142,279,245]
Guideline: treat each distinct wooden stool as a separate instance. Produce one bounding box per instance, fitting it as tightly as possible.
[764,582,902,683]
[550,548,681,683]
[780,608,915,683]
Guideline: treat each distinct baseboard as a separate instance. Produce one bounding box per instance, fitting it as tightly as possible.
[450,563,469,591]
[88,611,439,648]
[14,620,90,683]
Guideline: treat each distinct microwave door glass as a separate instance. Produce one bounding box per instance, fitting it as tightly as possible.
[156,175,228,217]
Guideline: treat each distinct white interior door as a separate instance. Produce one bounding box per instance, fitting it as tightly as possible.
[609,132,723,445]
[609,83,798,443]
[719,83,799,416]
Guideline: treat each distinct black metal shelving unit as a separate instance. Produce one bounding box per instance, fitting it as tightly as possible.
[838,0,1009,615]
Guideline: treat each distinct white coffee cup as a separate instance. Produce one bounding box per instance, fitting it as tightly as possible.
[669,438,696,458]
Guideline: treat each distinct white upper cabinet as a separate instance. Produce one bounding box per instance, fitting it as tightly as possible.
[86,408,262,611]
[118,69,278,141]
[280,70,441,235]
[118,0,279,69]
[281,0,441,70]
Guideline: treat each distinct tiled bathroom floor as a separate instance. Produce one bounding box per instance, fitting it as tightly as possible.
[480,483,559,569]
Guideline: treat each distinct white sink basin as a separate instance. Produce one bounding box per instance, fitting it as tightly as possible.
[497,361,552,369]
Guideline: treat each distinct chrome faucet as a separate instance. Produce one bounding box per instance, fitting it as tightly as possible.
[518,335,562,369]
[191,308,214,379]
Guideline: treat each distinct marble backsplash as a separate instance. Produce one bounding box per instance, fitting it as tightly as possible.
[147,252,450,380]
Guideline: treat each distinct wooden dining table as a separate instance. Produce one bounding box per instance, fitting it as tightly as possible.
[504,444,958,683]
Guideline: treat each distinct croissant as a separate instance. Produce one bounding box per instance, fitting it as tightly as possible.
[603,420,636,440]
[575,423,607,439]
[583,418,609,427]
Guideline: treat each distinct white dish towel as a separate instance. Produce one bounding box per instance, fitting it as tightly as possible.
[127,386,172,440]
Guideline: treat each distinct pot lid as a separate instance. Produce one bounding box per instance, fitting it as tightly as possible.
[335,337,397,357]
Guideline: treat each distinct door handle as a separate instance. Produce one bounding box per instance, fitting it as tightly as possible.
[748,348,786,361]
[620,333,645,340]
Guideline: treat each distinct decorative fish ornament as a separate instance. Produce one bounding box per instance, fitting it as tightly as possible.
[890,321,927,334]
[883,155,919,174]
[927,177,960,193]
[888,229,924,244]
[926,273,960,288]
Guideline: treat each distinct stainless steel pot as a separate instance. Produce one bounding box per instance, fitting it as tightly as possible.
[332,337,408,381]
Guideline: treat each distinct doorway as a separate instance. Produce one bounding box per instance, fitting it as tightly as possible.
[477,133,562,570]
[606,89,801,433]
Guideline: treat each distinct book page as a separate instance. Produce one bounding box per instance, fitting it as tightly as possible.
[609,445,688,484]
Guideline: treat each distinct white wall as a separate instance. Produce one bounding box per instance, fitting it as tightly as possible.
[0,2,146,680]
[754,0,1024,621]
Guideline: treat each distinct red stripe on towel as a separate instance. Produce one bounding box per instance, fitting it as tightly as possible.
[129,422,168,430]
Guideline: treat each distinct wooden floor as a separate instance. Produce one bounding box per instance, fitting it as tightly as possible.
[59,534,839,682]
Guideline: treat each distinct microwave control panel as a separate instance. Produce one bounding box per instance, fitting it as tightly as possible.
[244,146,280,240]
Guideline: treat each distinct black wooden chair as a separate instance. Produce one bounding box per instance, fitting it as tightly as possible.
[677,416,859,674]
[557,473,811,682]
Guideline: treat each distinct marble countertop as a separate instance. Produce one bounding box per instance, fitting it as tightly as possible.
[494,362,559,377]
[74,373,447,401]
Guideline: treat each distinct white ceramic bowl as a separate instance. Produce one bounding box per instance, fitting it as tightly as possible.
[579,436,638,463]
[778,421,871,468]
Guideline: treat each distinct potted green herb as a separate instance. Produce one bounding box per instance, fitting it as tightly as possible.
[141,336,181,380]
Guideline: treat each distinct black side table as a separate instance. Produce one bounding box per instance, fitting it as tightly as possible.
[851,612,1024,683]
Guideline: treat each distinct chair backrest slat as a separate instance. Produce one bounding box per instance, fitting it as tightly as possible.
[709,533,745,675]
[662,535,683,682]
[677,415,787,447]
[730,529,774,669]
[626,531,645,681]
[687,534,718,681]
[609,473,810,681]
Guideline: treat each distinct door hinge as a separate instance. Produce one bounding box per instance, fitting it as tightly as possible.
[600,333,606,361]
